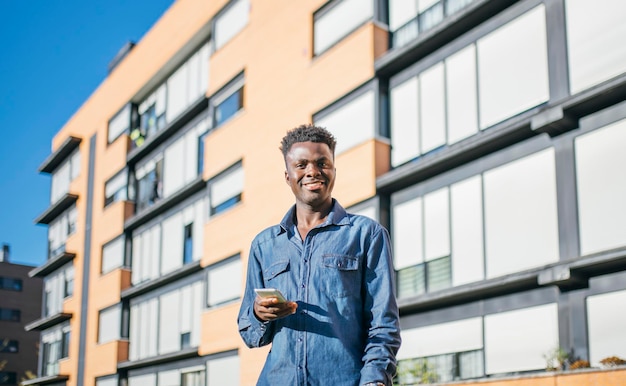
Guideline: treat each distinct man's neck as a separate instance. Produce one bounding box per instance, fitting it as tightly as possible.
[294,199,333,237]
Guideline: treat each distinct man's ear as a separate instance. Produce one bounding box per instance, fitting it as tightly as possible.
[284,170,289,185]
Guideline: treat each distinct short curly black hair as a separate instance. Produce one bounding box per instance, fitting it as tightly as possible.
[280,124,336,159]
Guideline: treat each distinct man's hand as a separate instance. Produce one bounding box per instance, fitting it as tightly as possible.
[253,296,298,322]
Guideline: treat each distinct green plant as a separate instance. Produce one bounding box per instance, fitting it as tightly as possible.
[395,358,439,385]
[543,346,571,371]
[599,356,626,367]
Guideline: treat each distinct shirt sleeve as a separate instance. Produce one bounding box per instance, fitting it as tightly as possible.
[360,226,402,386]
[237,240,275,348]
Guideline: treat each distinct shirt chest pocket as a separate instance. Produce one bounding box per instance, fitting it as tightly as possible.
[321,254,360,298]
[263,260,290,287]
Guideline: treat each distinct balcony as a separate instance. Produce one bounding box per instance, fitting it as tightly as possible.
[29,248,76,278]
[24,312,72,332]
[34,193,78,225]
[38,136,81,174]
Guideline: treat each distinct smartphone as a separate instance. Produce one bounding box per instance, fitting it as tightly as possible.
[254,288,287,303]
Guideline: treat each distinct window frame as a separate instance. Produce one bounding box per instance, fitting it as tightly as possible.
[210,72,245,128]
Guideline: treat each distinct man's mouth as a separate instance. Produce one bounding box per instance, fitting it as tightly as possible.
[303,181,325,190]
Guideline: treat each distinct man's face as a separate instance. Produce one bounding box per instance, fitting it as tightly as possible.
[284,141,335,209]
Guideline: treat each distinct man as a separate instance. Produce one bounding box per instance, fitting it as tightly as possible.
[238,124,401,386]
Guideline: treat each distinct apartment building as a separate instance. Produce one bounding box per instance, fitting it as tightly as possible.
[27,0,626,385]
[0,245,43,386]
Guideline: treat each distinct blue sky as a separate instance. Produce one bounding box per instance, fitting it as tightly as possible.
[0,1,174,266]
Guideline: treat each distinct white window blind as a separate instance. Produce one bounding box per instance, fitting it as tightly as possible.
[575,118,626,255]
[108,104,131,143]
[210,165,244,209]
[207,258,242,306]
[314,0,373,55]
[315,89,376,155]
[98,305,121,344]
[102,236,125,274]
[398,317,482,360]
[215,0,249,50]
[484,304,558,374]
[390,76,420,167]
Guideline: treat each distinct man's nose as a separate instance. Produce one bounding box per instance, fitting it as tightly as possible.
[305,163,321,176]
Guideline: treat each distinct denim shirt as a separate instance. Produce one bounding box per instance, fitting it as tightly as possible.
[238,200,401,386]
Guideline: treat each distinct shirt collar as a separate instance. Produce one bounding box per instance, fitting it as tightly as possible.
[278,199,350,235]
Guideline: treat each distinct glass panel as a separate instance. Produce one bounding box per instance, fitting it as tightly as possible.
[215,88,243,126]
[315,90,376,155]
[477,6,549,129]
[390,76,420,166]
[423,188,449,261]
[483,149,559,278]
[566,0,626,93]
[208,258,242,306]
[215,0,250,50]
[419,63,446,154]
[314,0,373,55]
[426,256,451,292]
[575,118,626,255]
[397,264,425,298]
[446,45,478,144]
[586,289,626,366]
[207,355,240,385]
[392,197,423,270]
[484,304,558,374]
[450,176,484,286]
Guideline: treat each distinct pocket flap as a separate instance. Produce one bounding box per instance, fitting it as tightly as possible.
[264,259,290,280]
[322,255,358,271]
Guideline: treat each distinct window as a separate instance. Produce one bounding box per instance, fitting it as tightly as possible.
[104,170,128,207]
[315,88,376,155]
[0,277,22,291]
[50,147,80,203]
[129,281,203,360]
[389,5,549,167]
[565,0,626,93]
[392,148,559,297]
[389,0,474,48]
[209,163,244,215]
[41,323,70,376]
[484,304,558,374]
[313,0,373,55]
[162,120,209,197]
[0,308,19,322]
[393,188,452,298]
[98,305,121,344]
[182,370,205,386]
[207,355,240,384]
[133,157,164,213]
[48,204,77,258]
[575,118,626,255]
[101,236,125,274]
[108,103,134,143]
[183,223,194,265]
[129,42,210,149]
[477,5,548,129]
[586,289,626,366]
[43,264,74,317]
[483,149,559,278]
[0,372,17,386]
[0,339,18,353]
[198,132,207,174]
[214,0,249,50]
[212,74,244,128]
[95,376,118,386]
[132,196,205,284]
[207,256,242,307]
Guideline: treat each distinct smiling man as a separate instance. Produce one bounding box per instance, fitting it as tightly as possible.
[238,124,401,386]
